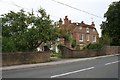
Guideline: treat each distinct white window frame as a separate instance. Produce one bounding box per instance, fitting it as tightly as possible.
[86,34,89,41]
[86,27,89,33]
[79,26,82,30]
[93,28,95,32]
[79,34,83,42]
[93,36,96,42]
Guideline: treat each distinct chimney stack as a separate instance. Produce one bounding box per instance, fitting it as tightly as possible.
[64,16,68,25]
[91,22,95,27]
[69,20,71,24]
[59,18,63,26]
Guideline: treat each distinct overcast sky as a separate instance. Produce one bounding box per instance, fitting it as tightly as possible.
[0,0,119,37]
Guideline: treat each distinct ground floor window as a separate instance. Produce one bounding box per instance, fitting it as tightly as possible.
[86,34,89,41]
[79,34,83,42]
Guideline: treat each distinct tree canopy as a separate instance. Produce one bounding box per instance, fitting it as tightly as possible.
[101,1,120,46]
[2,8,59,52]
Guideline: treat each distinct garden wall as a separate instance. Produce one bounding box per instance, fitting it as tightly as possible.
[60,46,120,58]
[2,51,50,66]
[102,46,120,55]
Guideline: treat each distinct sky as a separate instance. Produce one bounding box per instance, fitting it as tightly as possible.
[0,0,119,37]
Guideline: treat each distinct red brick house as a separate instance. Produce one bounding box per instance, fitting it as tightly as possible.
[59,16,99,49]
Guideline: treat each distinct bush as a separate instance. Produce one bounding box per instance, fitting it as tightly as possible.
[99,34,111,46]
[84,43,103,50]
[50,50,62,58]
[71,39,76,48]
[76,45,81,50]
[57,44,62,50]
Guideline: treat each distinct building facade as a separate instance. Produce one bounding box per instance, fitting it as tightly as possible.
[59,16,99,49]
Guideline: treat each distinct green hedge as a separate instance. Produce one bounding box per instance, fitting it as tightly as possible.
[84,43,103,50]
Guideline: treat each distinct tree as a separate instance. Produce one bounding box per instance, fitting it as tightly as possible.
[99,34,111,46]
[101,1,120,46]
[71,38,76,48]
[2,8,59,52]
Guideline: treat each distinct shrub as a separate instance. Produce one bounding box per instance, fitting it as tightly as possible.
[76,45,81,50]
[71,39,76,48]
[50,50,62,58]
[84,43,102,50]
[57,44,62,50]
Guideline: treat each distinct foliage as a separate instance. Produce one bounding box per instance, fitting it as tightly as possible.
[101,1,120,46]
[99,34,111,46]
[57,44,63,50]
[50,50,62,58]
[63,32,71,41]
[58,26,71,41]
[71,38,76,48]
[2,37,16,52]
[76,45,81,50]
[84,43,102,50]
[2,8,59,52]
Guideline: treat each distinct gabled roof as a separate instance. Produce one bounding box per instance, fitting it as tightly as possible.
[59,16,98,35]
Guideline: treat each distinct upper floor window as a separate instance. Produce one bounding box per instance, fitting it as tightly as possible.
[93,28,95,32]
[79,26,82,30]
[93,36,96,42]
[86,27,89,33]
[79,34,83,42]
[86,34,89,41]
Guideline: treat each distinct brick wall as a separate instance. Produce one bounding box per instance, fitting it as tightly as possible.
[60,46,120,58]
[2,51,50,66]
[102,46,120,55]
[60,46,99,58]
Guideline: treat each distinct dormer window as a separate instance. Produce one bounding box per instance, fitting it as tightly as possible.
[86,27,89,33]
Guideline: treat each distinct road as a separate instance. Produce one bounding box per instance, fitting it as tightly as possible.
[2,55,120,78]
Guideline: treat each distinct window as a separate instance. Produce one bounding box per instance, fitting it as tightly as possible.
[86,34,89,41]
[93,29,95,32]
[93,36,96,42]
[86,28,89,33]
[79,26,82,30]
[79,34,83,42]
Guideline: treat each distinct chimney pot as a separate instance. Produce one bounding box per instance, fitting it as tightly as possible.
[81,21,84,24]
[64,16,68,25]
[65,16,68,20]
[91,22,95,27]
